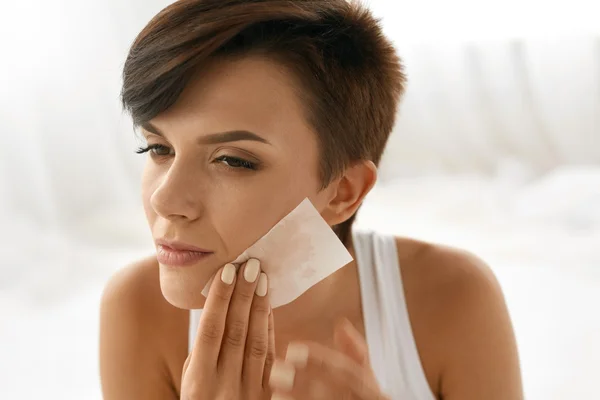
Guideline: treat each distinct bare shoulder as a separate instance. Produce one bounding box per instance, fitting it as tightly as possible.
[396,237,501,303]
[99,256,188,399]
[396,237,523,399]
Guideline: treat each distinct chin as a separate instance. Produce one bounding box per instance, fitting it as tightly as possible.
[158,264,211,309]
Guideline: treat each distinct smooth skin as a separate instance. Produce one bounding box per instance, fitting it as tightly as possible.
[100,56,523,399]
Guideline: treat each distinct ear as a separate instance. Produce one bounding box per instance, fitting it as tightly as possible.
[321,160,377,226]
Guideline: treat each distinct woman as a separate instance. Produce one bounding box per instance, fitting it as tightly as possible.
[100,0,523,399]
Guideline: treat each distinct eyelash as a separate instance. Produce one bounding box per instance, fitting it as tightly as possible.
[135,145,258,170]
[214,155,258,170]
[136,144,171,156]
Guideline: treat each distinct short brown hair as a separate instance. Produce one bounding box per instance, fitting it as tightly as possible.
[122,0,406,244]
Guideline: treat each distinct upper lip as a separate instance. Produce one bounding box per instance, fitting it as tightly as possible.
[155,238,213,253]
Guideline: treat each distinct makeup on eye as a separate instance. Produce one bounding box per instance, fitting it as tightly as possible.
[136,144,172,157]
[136,143,260,171]
[213,155,259,170]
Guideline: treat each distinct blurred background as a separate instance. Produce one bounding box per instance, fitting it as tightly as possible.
[1,0,598,398]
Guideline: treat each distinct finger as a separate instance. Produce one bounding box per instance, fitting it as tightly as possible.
[270,356,334,400]
[333,318,371,368]
[264,302,276,388]
[271,358,335,399]
[241,272,270,392]
[218,258,262,377]
[190,264,237,369]
[270,342,383,400]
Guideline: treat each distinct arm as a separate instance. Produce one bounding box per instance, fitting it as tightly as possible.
[99,262,179,400]
[436,251,523,399]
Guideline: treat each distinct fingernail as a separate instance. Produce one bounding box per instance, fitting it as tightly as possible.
[285,343,309,368]
[269,360,295,390]
[255,273,268,296]
[221,264,236,285]
[244,258,260,283]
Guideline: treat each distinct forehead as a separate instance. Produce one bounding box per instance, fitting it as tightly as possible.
[153,55,317,149]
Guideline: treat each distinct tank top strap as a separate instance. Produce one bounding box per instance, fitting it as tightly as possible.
[353,229,436,400]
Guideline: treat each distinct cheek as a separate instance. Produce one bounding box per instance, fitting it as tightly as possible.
[209,169,317,254]
[141,165,157,222]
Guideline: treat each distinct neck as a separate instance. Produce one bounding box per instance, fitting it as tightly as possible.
[271,243,363,352]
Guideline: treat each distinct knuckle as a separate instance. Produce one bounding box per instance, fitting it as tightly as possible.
[212,286,232,303]
[235,289,254,303]
[264,348,275,366]
[224,320,247,348]
[247,335,269,359]
[199,320,221,344]
[251,302,270,315]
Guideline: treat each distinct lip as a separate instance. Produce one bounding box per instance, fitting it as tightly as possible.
[155,238,213,267]
[155,238,212,253]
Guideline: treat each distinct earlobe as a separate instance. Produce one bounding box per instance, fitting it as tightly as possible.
[322,160,377,226]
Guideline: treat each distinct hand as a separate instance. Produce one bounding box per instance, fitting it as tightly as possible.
[269,319,389,400]
[181,260,274,400]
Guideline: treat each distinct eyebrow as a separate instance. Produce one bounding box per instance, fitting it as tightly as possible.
[141,122,271,145]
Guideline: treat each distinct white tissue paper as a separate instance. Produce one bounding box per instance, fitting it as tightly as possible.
[201,198,353,308]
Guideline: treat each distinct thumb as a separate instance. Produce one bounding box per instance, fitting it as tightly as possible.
[333,318,371,368]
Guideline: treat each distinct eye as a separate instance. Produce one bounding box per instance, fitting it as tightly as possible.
[136,144,173,157]
[214,155,258,170]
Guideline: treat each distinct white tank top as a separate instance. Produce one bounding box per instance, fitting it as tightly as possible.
[188,230,436,400]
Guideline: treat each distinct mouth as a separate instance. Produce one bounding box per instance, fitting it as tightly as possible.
[155,239,214,267]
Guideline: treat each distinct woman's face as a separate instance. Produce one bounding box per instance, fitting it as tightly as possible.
[141,56,334,309]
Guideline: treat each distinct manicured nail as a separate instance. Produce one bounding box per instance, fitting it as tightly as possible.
[269,360,295,390]
[255,273,268,297]
[285,343,309,367]
[221,264,236,285]
[244,258,260,283]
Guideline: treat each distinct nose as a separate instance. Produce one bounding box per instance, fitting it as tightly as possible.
[150,161,204,222]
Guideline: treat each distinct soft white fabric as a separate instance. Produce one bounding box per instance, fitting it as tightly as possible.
[352,230,436,400]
